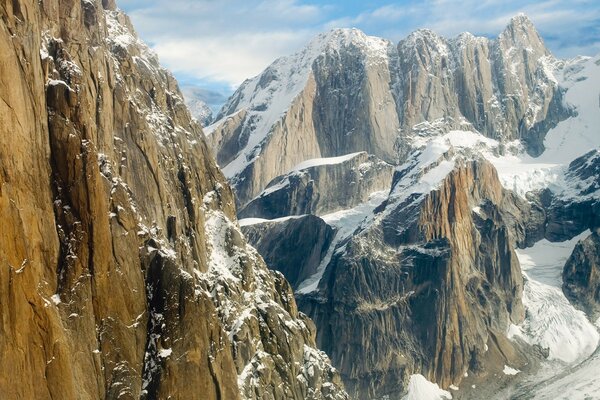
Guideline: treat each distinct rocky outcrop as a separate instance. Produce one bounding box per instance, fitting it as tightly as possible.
[298,159,527,399]
[544,150,600,241]
[0,1,347,399]
[394,15,573,157]
[209,16,572,206]
[239,152,394,219]
[241,216,335,289]
[563,232,600,319]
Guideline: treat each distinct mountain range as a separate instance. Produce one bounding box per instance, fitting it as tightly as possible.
[207,12,600,400]
[1,1,600,400]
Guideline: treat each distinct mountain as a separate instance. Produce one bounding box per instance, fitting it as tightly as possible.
[209,14,600,400]
[0,1,347,399]
[181,85,230,127]
[207,16,573,207]
[182,93,213,125]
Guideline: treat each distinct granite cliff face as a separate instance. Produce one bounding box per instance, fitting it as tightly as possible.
[241,216,335,289]
[239,152,394,219]
[212,13,600,400]
[563,232,600,319]
[299,158,529,399]
[0,1,347,399]
[208,16,572,206]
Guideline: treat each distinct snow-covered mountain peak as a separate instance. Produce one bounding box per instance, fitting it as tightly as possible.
[497,13,548,55]
[309,27,391,55]
[399,28,450,57]
[507,12,536,30]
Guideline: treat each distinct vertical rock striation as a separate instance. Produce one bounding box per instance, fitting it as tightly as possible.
[0,1,347,399]
[209,16,572,206]
[298,159,528,399]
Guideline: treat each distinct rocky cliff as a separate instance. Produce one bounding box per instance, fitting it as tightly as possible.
[239,152,394,219]
[563,233,600,319]
[208,16,572,206]
[298,156,529,399]
[210,13,600,400]
[0,1,347,399]
[241,216,335,289]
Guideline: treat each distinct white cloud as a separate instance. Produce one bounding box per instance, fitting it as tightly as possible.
[121,0,600,89]
[152,30,314,86]
[123,0,328,87]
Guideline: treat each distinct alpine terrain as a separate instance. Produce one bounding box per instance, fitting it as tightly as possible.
[0,1,347,399]
[207,14,600,400]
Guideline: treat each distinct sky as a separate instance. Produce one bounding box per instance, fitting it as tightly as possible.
[119,0,600,96]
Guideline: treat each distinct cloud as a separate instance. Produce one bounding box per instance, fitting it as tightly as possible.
[120,0,600,91]
[151,30,315,86]
[121,0,328,87]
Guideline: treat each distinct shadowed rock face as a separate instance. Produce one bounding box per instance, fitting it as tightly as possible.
[239,152,394,219]
[242,216,336,289]
[0,1,347,399]
[544,150,600,241]
[298,160,527,399]
[563,232,600,319]
[210,16,573,206]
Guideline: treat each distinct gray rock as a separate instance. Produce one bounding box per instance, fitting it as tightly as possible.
[211,16,572,205]
[239,152,394,219]
[563,232,600,319]
[242,215,336,289]
[298,160,527,399]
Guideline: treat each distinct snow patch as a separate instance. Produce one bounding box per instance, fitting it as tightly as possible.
[503,365,520,375]
[512,231,599,363]
[402,374,452,400]
[238,215,306,227]
[290,152,364,172]
[158,348,172,358]
[50,294,61,305]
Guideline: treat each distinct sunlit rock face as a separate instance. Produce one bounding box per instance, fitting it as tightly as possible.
[0,1,348,399]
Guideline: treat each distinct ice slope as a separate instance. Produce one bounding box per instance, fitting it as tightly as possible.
[487,54,600,197]
[402,375,453,400]
[529,347,600,400]
[510,232,599,364]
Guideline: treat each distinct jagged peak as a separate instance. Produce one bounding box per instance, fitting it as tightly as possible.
[399,28,450,58]
[507,12,535,30]
[306,27,392,57]
[401,28,446,46]
[498,13,547,52]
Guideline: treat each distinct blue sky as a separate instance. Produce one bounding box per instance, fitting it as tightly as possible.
[119,0,600,94]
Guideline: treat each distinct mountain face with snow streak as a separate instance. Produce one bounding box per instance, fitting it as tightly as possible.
[207,15,572,207]
[0,1,348,399]
[180,85,229,127]
[213,14,600,400]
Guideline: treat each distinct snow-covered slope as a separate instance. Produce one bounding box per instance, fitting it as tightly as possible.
[510,232,599,363]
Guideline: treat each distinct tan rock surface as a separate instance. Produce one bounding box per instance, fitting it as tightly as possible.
[0,1,347,399]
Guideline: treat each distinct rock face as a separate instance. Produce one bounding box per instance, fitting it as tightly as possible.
[208,14,600,399]
[563,232,600,319]
[0,1,347,399]
[298,159,527,399]
[239,152,394,219]
[181,85,222,127]
[208,16,572,206]
[395,15,572,156]
[241,216,336,289]
[545,150,600,241]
